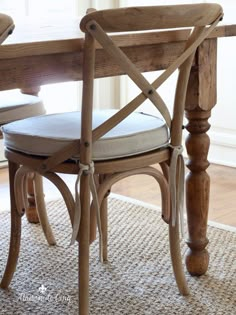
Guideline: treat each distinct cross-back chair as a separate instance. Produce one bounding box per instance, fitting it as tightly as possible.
[0,4,223,314]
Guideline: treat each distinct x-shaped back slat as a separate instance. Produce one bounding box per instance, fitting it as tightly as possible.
[85,16,222,143]
[37,9,222,173]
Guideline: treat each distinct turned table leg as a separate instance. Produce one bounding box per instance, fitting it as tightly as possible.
[184,38,217,275]
[21,87,41,223]
[185,110,211,275]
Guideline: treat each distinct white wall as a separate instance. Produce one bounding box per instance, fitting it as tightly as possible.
[207,1,236,167]
[80,0,120,111]
[0,0,119,114]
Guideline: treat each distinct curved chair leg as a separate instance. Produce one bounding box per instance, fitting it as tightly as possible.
[89,175,109,261]
[100,196,108,262]
[0,161,22,289]
[33,171,76,246]
[26,173,40,223]
[92,166,170,262]
[33,173,56,246]
[14,167,56,246]
[43,172,75,225]
[161,161,189,295]
[169,218,189,295]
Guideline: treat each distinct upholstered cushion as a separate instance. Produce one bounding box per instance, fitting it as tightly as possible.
[0,90,46,125]
[2,110,169,160]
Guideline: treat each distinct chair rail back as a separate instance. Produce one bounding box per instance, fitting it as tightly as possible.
[79,4,223,161]
[80,4,222,32]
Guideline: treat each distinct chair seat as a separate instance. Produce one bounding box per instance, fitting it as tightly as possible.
[2,110,169,160]
[0,90,46,125]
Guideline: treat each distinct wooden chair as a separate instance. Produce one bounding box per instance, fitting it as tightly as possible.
[0,12,55,245]
[0,4,223,314]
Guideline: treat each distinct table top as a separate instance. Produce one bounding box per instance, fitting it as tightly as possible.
[1,18,236,60]
[0,19,235,92]
[5,18,83,43]
[1,18,84,59]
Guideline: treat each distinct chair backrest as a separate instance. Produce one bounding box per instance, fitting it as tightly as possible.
[80,4,222,32]
[79,4,223,162]
[0,13,14,44]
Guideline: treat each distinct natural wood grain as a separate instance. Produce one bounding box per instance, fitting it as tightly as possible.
[80,4,222,32]
[2,23,235,60]
[184,36,220,275]
[1,20,235,91]
[0,7,233,313]
[0,161,21,289]
[186,39,217,111]
[78,31,96,314]
[1,163,235,226]
[107,164,236,228]
[185,110,211,276]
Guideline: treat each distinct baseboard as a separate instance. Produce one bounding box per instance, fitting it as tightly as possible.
[182,127,236,168]
[208,128,236,167]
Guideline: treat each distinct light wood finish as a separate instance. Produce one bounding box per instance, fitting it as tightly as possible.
[0,5,225,315]
[0,115,53,245]
[78,30,95,314]
[1,7,235,313]
[112,163,236,227]
[32,173,56,245]
[1,13,42,228]
[80,4,222,32]
[0,13,55,246]
[0,70,50,241]
[0,13,231,240]
[0,163,234,226]
[1,21,236,91]
[0,86,50,241]
[0,161,21,289]
[19,88,40,224]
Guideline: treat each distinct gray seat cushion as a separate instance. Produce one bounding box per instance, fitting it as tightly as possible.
[0,90,45,125]
[2,110,169,161]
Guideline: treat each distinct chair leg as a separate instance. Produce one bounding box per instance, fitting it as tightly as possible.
[169,218,189,295]
[161,161,189,294]
[79,175,90,315]
[0,161,22,289]
[26,173,40,223]
[33,173,56,245]
[101,196,108,262]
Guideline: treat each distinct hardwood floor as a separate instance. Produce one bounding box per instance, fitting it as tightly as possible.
[0,163,235,227]
[112,163,236,227]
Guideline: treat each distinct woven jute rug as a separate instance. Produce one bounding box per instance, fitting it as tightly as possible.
[0,195,235,315]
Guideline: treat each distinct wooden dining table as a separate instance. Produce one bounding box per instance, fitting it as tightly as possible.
[1,17,235,277]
